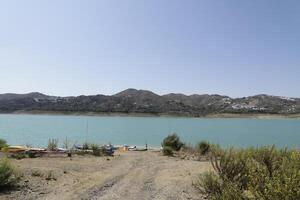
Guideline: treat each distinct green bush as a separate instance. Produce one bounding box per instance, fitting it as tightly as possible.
[10,153,27,160]
[195,172,222,196]
[27,151,37,158]
[162,146,174,156]
[91,144,101,156]
[196,146,300,200]
[0,138,8,150]
[162,133,184,151]
[0,158,20,188]
[197,141,210,155]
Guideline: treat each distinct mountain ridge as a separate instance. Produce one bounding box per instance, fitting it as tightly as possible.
[0,89,299,117]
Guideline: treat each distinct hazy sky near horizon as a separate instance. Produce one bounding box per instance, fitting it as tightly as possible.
[0,0,299,97]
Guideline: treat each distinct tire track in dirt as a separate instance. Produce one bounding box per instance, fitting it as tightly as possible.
[79,152,164,200]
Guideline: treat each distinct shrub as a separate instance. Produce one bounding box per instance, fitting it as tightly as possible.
[11,153,27,160]
[31,170,42,177]
[196,146,300,200]
[197,141,210,155]
[27,151,37,158]
[47,138,58,151]
[195,172,246,200]
[91,144,101,156]
[162,146,174,156]
[0,158,20,187]
[162,133,184,151]
[194,172,222,197]
[0,138,8,150]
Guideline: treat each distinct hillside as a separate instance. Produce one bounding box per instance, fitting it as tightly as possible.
[0,89,300,117]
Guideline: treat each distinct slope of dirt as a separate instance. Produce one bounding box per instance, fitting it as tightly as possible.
[0,151,210,200]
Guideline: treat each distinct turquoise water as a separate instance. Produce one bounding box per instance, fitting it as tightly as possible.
[0,114,299,148]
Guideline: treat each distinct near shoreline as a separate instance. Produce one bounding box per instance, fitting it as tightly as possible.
[1,110,300,119]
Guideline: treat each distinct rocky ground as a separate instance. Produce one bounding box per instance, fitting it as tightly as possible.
[0,151,210,200]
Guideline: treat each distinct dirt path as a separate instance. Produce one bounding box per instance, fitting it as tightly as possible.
[0,151,210,200]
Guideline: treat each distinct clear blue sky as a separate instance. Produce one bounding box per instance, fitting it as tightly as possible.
[0,0,299,97]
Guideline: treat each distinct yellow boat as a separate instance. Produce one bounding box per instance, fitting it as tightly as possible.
[1,146,28,153]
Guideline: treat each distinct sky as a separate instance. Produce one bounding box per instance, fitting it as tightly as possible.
[0,0,299,97]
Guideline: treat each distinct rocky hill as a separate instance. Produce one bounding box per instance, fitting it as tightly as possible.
[0,89,300,116]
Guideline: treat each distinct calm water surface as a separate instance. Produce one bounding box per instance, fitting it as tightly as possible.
[0,114,299,148]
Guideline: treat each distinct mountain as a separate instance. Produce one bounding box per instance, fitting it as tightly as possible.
[0,92,49,101]
[0,89,299,116]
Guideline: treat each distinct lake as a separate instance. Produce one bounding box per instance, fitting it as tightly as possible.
[0,114,299,148]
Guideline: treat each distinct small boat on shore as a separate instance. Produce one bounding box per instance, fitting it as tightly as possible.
[1,146,28,153]
[28,147,46,152]
[74,145,84,150]
[1,146,47,154]
[128,145,148,151]
[129,148,148,151]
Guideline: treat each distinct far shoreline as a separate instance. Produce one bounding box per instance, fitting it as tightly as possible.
[1,110,300,119]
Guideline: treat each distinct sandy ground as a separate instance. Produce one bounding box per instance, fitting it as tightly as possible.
[0,151,211,200]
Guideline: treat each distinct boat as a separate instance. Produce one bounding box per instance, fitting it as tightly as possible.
[1,146,28,153]
[27,147,46,152]
[128,145,137,150]
[74,144,84,150]
[128,145,148,151]
[134,148,148,151]
[101,145,115,156]
[128,147,148,151]
[56,147,68,153]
